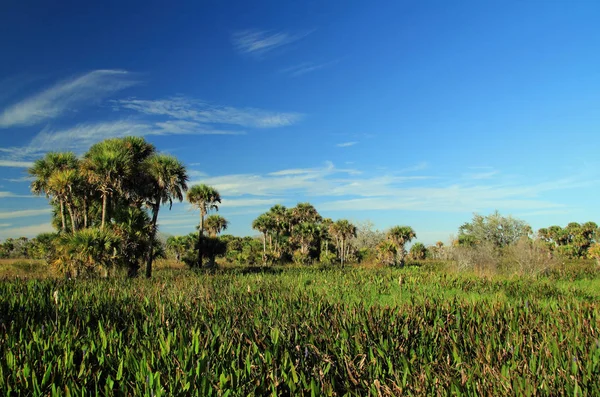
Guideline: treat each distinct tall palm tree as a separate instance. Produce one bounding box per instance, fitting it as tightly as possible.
[330,219,357,268]
[28,152,78,232]
[267,205,288,255]
[47,168,80,233]
[387,226,416,266]
[143,154,188,278]
[289,203,321,232]
[187,184,221,267]
[205,215,229,237]
[252,213,273,260]
[82,139,134,229]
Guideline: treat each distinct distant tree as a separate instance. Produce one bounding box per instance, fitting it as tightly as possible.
[166,235,189,262]
[205,215,229,237]
[329,219,357,268]
[386,226,416,266]
[409,242,427,260]
[458,211,530,249]
[376,240,397,267]
[252,213,275,261]
[187,184,221,267]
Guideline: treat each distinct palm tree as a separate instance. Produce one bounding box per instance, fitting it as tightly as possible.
[387,226,416,266]
[289,203,321,232]
[47,168,80,233]
[82,137,156,229]
[166,235,189,263]
[376,240,397,267]
[267,205,288,255]
[143,154,188,278]
[28,152,78,232]
[205,215,229,237]
[330,219,357,268]
[252,213,273,261]
[187,184,221,267]
[82,139,134,229]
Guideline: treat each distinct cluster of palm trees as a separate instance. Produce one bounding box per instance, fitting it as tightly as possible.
[28,137,226,277]
[28,136,420,274]
[251,204,417,267]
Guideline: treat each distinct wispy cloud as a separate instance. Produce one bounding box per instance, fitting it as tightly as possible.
[0,208,51,219]
[188,162,588,214]
[0,222,54,239]
[3,176,33,183]
[0,160,34,168]
[0,191,37,199]
[232,29,313,55]
[281,60,337,77]
[3,119,242,158]
[115,97,302,128]
[0,70,138,128]
[336,141,357,148]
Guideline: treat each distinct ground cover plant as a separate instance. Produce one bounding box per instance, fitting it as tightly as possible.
[1,265,599,396]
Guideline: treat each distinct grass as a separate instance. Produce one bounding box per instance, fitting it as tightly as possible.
[0,262,599,395]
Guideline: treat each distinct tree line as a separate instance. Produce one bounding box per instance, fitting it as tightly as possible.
[1,136,599,275]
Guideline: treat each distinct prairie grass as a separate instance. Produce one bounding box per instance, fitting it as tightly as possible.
[1,265,599,395]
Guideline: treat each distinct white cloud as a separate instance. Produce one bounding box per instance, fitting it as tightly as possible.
[189,162,586,214]
[336,141,357,148]
[0,191,36,199]
[281,60,337,77]
[0,160,34,168]
[0,70,138,128]
[232,29,313,55]
[3,176,34,183]
[0,208,51,219]
[7,119,241,157]
[0,222,54,239]
[115,97,302,128]
[0,223,11,228]
[221,198,282,208]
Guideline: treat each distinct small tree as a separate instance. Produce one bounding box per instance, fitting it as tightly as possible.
[187,184,221,267]
[386,226,416,266]
[409,242,427,260]
[459,211,531,250]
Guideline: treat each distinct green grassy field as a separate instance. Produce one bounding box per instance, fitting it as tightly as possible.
[1,263,599,395]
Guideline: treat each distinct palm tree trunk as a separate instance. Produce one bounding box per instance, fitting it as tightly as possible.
[145,203,160,278]
[262,232,267,264]
[341,238,345,268]
[67,203,77,233]
[59,199,66,232]
[197,210,205,267]
[83,197,88,229]
[101,193,108,229]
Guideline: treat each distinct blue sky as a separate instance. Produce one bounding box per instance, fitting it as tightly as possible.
[1,0,599,244]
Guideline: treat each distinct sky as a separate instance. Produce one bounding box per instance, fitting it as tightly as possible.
[1,0,599,244]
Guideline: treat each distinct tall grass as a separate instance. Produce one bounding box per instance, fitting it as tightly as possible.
[1,268,599,395]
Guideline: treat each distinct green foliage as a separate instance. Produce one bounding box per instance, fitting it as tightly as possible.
[538,222,598,259]
[1,268,599,395]
[51,228,121,278]
[589,243,600,265]
[458,211,530,249]
[408,242,427,260]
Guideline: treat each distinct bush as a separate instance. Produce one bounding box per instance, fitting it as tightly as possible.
[588,243,600,266]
